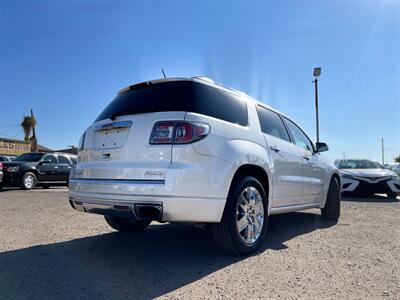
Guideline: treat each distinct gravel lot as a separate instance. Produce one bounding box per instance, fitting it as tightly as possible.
[0,188,399,299]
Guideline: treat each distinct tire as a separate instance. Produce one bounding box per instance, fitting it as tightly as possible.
[20,172,37,190]
[104,216,151,233]
[387,192,398,199]
[211,176,268,255]
[321,177,341,220]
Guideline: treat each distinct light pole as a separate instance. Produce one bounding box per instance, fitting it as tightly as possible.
[313,67,321,143]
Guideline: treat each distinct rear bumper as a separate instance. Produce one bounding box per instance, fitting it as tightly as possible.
[68,179,226,222]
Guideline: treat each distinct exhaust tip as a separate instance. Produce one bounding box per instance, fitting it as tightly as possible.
[134,204,162,221]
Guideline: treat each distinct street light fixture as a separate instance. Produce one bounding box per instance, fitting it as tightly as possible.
[313,67,321,142]
[313,67,321,77]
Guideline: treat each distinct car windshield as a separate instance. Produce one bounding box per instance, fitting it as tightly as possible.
[335,159,384,169]
[14,153,44,162]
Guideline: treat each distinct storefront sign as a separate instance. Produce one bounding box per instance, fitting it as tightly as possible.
[0,138,31,156]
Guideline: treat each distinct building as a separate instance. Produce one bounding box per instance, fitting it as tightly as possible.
[54,146,78,155]
[0,137,53,157]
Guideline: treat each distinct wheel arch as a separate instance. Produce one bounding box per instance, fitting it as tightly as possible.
[228,164,271,212]
[22,168,39,178]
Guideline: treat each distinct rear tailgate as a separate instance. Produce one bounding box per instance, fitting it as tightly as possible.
[76,111,186,181]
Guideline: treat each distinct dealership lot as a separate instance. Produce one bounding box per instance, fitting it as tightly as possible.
[0,188,399,299]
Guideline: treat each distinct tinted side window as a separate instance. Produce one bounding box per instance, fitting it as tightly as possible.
[257,106,290,142]
[58,155,70,164]
[284,118,314,151]
[95,81,248,126]
[43,154,58,164]
[194,84,248,125]
[70,157,77,164]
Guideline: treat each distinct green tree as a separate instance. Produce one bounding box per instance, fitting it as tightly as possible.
[395,155,400,163]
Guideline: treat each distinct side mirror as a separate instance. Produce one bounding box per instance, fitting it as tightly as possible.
[315,142,329,153]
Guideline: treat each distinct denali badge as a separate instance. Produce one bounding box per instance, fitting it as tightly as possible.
[144,170,164,177]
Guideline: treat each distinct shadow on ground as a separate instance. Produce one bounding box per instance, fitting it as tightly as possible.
[0,212,335,299]
[0,186,67,193]
[342,194,399,203]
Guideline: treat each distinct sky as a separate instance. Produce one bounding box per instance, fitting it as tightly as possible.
[0,0,399,162]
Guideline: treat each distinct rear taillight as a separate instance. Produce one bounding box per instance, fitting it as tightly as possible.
[150,121,209,145]
[0,163,2,170]
[150,122,175,144]
[175,122,209,143]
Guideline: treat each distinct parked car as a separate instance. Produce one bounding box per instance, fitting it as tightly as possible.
[0,155,14,162]
[0,162,3,190]
[335,159,400,198]
[1,152,77,190]
[69,77,341,254]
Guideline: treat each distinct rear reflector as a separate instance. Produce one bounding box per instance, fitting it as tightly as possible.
[150,121,209,144]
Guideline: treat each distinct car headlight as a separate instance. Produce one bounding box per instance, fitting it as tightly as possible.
[7,166,19,172]
[341,174,353,179]
[390,174,399,180]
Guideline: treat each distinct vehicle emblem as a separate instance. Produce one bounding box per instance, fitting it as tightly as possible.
[144,170,164,177]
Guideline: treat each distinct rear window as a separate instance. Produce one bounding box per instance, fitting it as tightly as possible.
[95,81,248,125]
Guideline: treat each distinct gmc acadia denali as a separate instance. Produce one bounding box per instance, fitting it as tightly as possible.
[69,77,340,254]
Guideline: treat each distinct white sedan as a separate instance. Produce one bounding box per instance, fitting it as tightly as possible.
[335,159,400,198]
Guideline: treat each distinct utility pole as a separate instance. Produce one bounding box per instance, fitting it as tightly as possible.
[343,152,346,159]
[381,138,384,165]
[313,67,321,143]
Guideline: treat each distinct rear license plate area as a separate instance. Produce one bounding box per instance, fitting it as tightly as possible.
[94,127,130,150]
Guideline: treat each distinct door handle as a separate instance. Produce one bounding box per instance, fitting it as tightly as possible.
[53,166,59,169]
[303,156,310,160]
[270,145,280,152]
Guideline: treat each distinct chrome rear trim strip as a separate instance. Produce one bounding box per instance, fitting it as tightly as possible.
[70,178,165,185]
[95,120,133,131]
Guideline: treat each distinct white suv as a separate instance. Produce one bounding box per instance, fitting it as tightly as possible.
[69,77,340,254]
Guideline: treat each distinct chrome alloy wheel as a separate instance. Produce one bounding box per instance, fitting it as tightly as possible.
[236,186,265,245]
[24,174,35,189]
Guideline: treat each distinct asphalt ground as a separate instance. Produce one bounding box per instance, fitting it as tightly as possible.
[0,187,399,299]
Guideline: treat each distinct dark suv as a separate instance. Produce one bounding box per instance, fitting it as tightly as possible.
[0,152,77,190]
